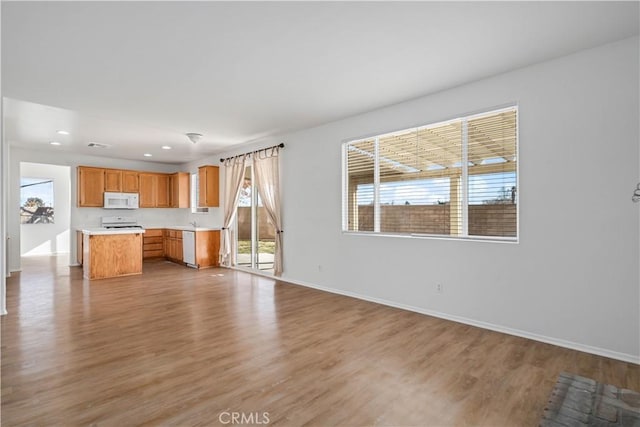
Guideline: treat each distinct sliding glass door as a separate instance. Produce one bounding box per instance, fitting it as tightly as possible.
[236,165,275,273]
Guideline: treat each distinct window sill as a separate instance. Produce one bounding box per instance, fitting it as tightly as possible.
[341,230,519,244]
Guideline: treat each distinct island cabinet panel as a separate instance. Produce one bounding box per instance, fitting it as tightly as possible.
[122,171,139,193]
[195,230,220,268]
[198,165,219,207]
[83,233,143,280]
[104,169,122,192]
[76,230,83,265]
[143,229,164,259]
[78,167,105,207]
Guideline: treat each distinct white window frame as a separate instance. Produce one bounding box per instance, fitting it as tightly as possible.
[190,173,208,214]
[342,105,519,243]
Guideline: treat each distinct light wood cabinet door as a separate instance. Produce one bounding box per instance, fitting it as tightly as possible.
[78,167,105,207]
[156,174,170,208]
[198,165,219,207]
[170,172,190,208]
[122,171,139,193]
[195,230,220,268]
[140,173,169,207]
[172,239,178,260]
[176,237,183,262]
[104,169,122,192]
[139,173,156,207]
[162,230,184,262]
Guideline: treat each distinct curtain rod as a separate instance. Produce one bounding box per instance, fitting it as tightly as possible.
[220,143,285,163]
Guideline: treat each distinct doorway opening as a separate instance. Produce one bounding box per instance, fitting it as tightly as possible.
[19,162,71,257]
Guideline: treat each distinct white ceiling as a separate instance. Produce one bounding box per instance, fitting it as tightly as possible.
[2,1,639,164]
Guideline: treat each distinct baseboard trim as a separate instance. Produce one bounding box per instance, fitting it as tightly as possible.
[278,275,640,365]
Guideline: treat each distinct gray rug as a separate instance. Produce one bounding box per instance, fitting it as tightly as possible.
[540,372,640,426]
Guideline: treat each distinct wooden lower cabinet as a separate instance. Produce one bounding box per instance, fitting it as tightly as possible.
[146,229,220,268]
[143,229,164,259]
[195,230,220,268]
[164,229,183,263]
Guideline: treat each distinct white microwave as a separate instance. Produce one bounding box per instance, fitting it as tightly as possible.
[104,192,139,209]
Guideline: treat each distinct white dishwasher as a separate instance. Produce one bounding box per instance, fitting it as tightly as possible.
[182,230,196,268]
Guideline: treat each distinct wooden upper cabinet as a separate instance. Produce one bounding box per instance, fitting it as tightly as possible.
[156,174,170,208]
[170,172,190,208]
[91,167,138,195]
[104,169,122,192]
[198,165,219,207]
[139,173,157,208]
[139,173,171,208]
[122,171,139,193]
[78,166,105,207]
[78,166,188,208]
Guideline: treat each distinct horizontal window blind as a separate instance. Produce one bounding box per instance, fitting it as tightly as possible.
[343,106,518,240]
[467,109,517,237]
[346,139,375,232]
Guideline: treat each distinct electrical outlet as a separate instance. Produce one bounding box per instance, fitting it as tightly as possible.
[436,283,443,294]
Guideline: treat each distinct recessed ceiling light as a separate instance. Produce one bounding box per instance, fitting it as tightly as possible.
[56,130,70,135]
[161,145,172,150]
[143,153,152,157]
[50,141,61,146]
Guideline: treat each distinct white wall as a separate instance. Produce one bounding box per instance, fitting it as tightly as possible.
[7,148,189,270]
[1,40,7,314]
[189,37,640,362]
[20,162,71,256]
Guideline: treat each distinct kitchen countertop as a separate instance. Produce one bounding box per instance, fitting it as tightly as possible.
[77,226,221,234]
[147,225,222,231]
[80,227,146,235]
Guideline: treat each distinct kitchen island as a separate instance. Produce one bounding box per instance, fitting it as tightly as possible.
[81,228,145,280]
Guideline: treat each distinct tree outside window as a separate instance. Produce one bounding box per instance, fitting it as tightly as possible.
[20,178,54,224]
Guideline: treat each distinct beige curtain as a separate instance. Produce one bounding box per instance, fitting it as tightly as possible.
[253,147,283,276]
[219,155,247,267]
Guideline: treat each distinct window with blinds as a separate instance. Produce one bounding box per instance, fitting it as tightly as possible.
[343,106,518,240]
